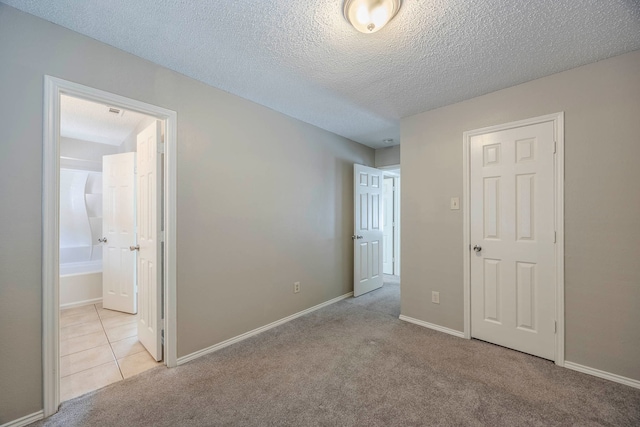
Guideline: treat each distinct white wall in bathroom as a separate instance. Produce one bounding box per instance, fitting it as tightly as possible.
[60,137,119,171]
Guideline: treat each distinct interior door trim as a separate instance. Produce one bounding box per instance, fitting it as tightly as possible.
[462,112,565,366]
[42,76,178,417]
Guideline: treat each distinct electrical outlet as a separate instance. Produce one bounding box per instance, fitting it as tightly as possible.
[294,282,300,294]
[432,291,440,304]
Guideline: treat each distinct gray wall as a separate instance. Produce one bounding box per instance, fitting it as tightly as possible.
[401,50,640,381]
[375,145,400,168]
[0,5,373,423]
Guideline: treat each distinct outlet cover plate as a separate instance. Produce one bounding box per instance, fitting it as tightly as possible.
[432,291,440,304]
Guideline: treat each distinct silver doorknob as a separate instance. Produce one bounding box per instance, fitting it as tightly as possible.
[473,245,482,252]
[351,235,364,240]
[129,245,140,251]
[98,237,107,243]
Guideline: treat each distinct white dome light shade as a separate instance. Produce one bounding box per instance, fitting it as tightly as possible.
[343,0,402,33]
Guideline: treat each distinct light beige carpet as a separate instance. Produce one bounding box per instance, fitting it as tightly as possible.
[33,276,640,426]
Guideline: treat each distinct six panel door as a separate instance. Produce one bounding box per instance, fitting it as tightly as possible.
[136,120,163,361]
[354,164,384,297]
[470,121,556,360]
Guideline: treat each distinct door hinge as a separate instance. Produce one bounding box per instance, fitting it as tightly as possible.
[554,231,557,243]
[554,321,557,334]
[159,231,165,242]
[158,142,165,154]
[553,140,557,154]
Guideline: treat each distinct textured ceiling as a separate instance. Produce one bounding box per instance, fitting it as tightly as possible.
[61,95,152,146]
[4,0,640,148]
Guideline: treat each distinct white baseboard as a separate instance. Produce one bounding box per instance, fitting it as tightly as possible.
[1,410,44,427]
[177,292,353,365]
[60,297,102,310]
[399,315,465,338]
[564,361,640,390]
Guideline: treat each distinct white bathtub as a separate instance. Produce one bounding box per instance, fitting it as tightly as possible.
[60,259,102,276]
[60,248,103,309]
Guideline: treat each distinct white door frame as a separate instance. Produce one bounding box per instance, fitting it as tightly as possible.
[42,76,178,417]
[462,112,565,366]
[382,172,401,276]
[379,164,401,277]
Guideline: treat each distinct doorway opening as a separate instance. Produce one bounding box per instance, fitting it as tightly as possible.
[43,76,177,416]
[58,94,161,401]
[382,168,400,277]
[352,164,400,299]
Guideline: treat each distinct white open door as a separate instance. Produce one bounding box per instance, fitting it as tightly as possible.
[470,121,556,360]
[102,153,137,314]
[353,164,384,297]
[136,120,163,361]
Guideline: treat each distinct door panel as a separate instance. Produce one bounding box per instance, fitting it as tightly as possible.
[516,174,535,240]
[483,258,501,323]
[354,164,384,297]
[483,177,500,239]
[102,153,136,314]
[136,120,163,361]
[470,121,555,360]
[516,262,536,331]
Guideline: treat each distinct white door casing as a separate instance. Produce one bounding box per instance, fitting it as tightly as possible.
[354,164,384,297]
[136,120,163,361]
[43,76,178,417]
[102,153,137,314]
[469,120,557,360]
[383,177,394,275]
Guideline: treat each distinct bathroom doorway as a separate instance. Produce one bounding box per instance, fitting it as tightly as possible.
[43,76,177,416]
[58,94,161,401]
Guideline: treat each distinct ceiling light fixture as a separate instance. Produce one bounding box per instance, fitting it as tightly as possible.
[343,0,402,34]
[383,138,394,145]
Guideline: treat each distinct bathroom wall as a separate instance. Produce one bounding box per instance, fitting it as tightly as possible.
[60,137,119,171]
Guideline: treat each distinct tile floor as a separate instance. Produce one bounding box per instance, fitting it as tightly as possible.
[60,303,162,401]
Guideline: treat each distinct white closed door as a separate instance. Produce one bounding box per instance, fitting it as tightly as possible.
[136,121,163,361]
[470,121,556,360]
[102,153,137,314]
[354,164,384,297]
[383,177,394,275]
